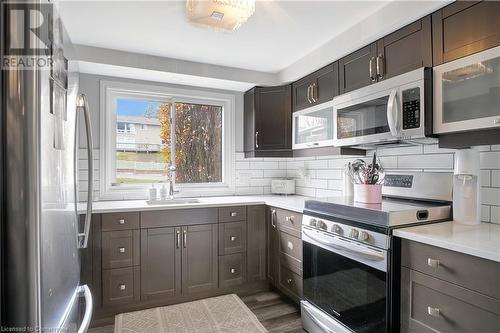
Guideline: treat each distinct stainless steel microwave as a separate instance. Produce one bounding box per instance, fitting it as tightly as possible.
[434,46,500,135]
[333,67,435,148]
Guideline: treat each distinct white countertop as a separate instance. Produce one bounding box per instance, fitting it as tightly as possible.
[394,222,500,263]
[78,195,310,214]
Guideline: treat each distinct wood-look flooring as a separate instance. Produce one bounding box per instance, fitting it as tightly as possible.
[88,291,304,333]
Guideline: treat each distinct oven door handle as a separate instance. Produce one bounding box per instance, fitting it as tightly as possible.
[302,302,337,333]
[387,89,400,137]
[303,229,385,261]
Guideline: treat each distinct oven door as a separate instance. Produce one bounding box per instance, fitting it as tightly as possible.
[302,227,388,333]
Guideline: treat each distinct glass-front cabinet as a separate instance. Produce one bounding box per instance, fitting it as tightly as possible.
[434,45,500,134]
[292,100,334,149]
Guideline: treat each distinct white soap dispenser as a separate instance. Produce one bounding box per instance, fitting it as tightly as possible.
[148,183,158,202]
[160,181,168,201]
[453,148,481,225]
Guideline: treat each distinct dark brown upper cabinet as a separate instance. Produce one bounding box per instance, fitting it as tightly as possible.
[292,62,339,112]
[244,85,292,158]
[339,16,432,94]
[432,1,500,65]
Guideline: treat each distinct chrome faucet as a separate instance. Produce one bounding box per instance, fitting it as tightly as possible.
[168,165,179,199]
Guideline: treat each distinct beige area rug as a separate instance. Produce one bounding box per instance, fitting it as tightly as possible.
[114,294,268,333]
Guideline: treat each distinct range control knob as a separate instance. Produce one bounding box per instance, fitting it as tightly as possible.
[318,220,327,230]
[349,228,359,239]
[309,219,317,227]
[359,231,370,241]
[332,224,342,234]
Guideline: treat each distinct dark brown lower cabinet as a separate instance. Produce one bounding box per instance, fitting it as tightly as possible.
[247,205,266,282]
[219,253,247,288]
[140,227,181,301]
[267,207,280,287]
[102,266,140,307]
[181,224,218,295]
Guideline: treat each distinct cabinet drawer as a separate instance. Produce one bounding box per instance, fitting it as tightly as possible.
[279,264,302,301]
[219,206,246,223]
[402,268,500,333]
[280,253,302,277]
[401,239,500,299]
[219,253,246,288]
[279,231,302,263]
[276,208,302,237]
[102,212,139,231]
[102,230,140,269]
[219,221,247,255]
[102,266,140,307]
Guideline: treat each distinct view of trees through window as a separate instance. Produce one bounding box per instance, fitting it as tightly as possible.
[114,97,222,185]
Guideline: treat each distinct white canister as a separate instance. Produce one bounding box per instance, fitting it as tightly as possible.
[353,184,383,204]
[149,185,158,202]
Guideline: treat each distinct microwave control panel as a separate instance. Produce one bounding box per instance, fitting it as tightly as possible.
[402,87,420,130]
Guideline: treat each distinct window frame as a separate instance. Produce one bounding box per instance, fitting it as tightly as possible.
[99,80,235,200]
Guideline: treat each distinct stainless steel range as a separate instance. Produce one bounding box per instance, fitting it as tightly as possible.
[300,172,453,333]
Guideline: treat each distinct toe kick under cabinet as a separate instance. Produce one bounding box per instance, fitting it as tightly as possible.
[80,205,267,325]
[400,239,500,333]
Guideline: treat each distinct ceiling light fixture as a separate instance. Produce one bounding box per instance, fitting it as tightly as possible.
[186,0,255,31]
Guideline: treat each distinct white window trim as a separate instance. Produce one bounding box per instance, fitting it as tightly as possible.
[99,80,235,200]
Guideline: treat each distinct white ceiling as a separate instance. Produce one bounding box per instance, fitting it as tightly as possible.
[59,0,389,73]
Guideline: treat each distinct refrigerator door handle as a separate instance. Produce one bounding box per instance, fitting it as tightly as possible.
[77,285,93,333]
[76,94,94,249]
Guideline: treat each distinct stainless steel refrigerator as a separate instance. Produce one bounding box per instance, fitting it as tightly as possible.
[2,1,93,332]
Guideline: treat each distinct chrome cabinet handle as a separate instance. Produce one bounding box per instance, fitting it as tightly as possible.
[427,306,440,317]
[311,83,317,103]
[287,278,293,284]
[369,57,376,82]
[183,229,187,248]
[285,216,294,224]
[77,285,93,333]
[230,211,238,217]
[307,84,313,103]
[255,131,259,149]
[119,247,125,253]
[230,268,237,274]
[76,94,94,249]
[376,54,384,79]
[119,284,126,291]
[271,209,277,228]
[427,258,440,268]
[230,236,237,242]
[176,229,181,249]
[118,218,125,225]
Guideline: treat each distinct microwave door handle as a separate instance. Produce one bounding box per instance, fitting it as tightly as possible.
[303,229,385,261]
[387,89,400,137]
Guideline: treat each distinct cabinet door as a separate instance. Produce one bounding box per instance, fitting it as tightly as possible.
[247,205,266,282]
[140,227,181,301]
[243,89,256,154]
[376,16,432,81]
[293,63,338,112]
[432,1,500,65]
[181,224,218,295]
[339,44,377,94]
[254,85,292,152]
[314,62,338,105]
[266,207,280,287]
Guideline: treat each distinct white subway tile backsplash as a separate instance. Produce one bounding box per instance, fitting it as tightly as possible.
[263,169,287,178]
[80,144,500,224]
[482,188,500,206]
[397,154,454,169]
[492,170,500,187]
[480,151,500,169]
[315,169,343,180]
[249,161,280,169]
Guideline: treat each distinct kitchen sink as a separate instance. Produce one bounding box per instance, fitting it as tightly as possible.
[146,198,200,205]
